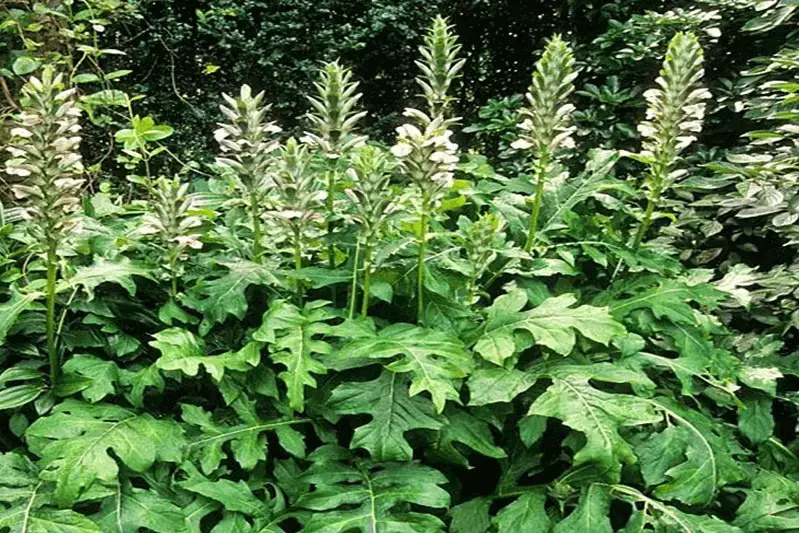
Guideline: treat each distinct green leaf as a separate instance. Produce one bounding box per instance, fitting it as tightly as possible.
[72,73,101,84]
[734,472,799,532]
[151,329,260,382]
[95,485,187,533]
[450,497,491,533]
[25,400,185,505]
[120,365,165,408]
[327,370,442,461]
[612,485,743,533]
[609,280,722,324]
[637,425,690,488]
[12,56,41,75]
[527,363,660,474]
[0,452,101,533]
[159,300,198,326]
[253,300,334,412]
[433,407,506,466]
[62,257,153,301]
[0,289,42,345]
[738,393,774,444]
[288,267,351,288]
[494,489,550,533]
[297,446,450,532]
[475,293,624,364]
[62,355,118,403]
[188,260,282,336]
[538,150,623,236]
[211,514,255,533]
[636,398,747,505]
[467,366,537,406]
[179,471,266,518]
[328,322,473,412]
[552,485,612,533]
[0,384,45,410]
[182,399,306,474]
[0,508,101,532]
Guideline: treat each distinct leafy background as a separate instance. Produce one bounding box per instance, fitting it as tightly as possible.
[1,0,799,532]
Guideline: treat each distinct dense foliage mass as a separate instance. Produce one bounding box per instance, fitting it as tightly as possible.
[2,1,799,532]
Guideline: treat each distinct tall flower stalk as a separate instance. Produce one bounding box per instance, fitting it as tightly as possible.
[511,35,577,252]
[415,15,466,118]
[6,68,84,384]
[630,31,709,250]
[271,138,326,302]
[138,177,205,299]
[393,15,465,321]
[392,109,459,320]
[460,212,507,306]
[214,85,282,261]
[344,146,398,317]
[303,60,367,303]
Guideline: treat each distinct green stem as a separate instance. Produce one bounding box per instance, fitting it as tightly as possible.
[416,191,429,322]
[523,152,549,253]
[631,195,657,251]
[249,191,263,261]
[466,273,476,306]
[612,178,663,281]
[326,170,337,306]
[361,243,372,318]
[168,247,178,299]
[348,240,360,319]
[293,226,304,305]
[45,240,59,385]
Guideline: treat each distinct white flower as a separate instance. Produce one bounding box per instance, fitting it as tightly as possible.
[511,138,533,150]
[395,124,421,139]
[6,166,31,177]
[430,151,459,164]
[214,127,230,142]
[431,171,454,188]
[683,104,706,120]
[643,88,661,104]
[682,120,703,133]
[10,128,33,139]
[676,135,697,150]
[517,119,534,132]
[175,235,203,250]
[391,143,413,158]
[637,123,657,138]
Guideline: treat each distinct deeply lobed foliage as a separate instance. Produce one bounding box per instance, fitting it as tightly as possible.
[1,4,799,533]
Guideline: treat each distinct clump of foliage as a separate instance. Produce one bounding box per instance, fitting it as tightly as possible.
[1,4,799,533]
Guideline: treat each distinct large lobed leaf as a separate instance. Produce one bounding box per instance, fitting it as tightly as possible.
[25,400,185,506]
[0,452,101,533]
[474,291,625,365]
[151,328,260,382]
[327,321,473,413]
[327,370,442,462]
[296,445,450,532]
[526,363,661,475]
[253,300,336,412]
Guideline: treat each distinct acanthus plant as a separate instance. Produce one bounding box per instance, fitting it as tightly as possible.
[343,145,400,317]
[303,59,368,293]
[392,15,465,320]
[3,68,84,400]
[0,11,797,533]
[214,85,282,261]
[511,34,578,253]
[137,176,209,299]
